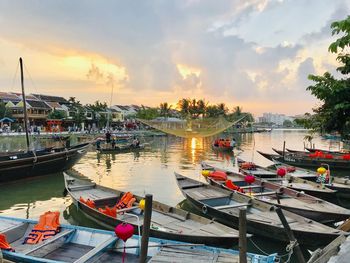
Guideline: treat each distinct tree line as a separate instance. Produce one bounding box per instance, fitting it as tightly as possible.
[137,98,254,123]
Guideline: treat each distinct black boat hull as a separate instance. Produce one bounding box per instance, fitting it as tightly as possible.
[182,190,340,248]
[0,143,89,183]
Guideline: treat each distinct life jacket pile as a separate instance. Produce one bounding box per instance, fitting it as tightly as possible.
[24,211,60,244]
[79,197,96,209]
[208,171,227,181]
[98,192,136,218]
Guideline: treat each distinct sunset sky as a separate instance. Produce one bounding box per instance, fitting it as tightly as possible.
[0,0,349,117]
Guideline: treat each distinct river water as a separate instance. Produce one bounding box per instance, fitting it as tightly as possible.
[0,129,346,260]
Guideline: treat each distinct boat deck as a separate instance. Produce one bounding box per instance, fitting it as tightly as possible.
[149,247,243,263]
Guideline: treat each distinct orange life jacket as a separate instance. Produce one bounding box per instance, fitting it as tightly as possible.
[225,180,244,193]
[0,233,13,251]
[115,192,136,210]
[208,171,227,181]
[25,211,60,244]
[80,197,96,209]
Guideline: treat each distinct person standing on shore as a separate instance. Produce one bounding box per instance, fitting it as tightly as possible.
[105,130,111,145]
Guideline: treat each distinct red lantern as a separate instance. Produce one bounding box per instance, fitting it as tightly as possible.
[244,175,255,184]
[115,223,134,242]
[277,168,286,177]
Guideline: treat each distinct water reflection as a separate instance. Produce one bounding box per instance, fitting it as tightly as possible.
[0,130,348,260]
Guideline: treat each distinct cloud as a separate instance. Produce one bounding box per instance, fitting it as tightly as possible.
[0,0,349,115]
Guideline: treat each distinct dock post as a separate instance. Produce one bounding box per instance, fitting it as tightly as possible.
[283,141,286,158]
[275,207,305,263]
[239,208,247,263]
[139,194,152,263]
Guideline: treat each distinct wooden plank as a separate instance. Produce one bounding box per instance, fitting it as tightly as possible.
[24,229,75,255]
[214,203,251,210]
[74,236,118,263]
[337,219,350,232]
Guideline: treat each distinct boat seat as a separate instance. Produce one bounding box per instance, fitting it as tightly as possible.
[74,236,118,263]
[69,184,96,191]
[182,183,204,190]
[253,191,277,196]
[240,185,262,189]
[24,229,76,255]
[214,203,251,210]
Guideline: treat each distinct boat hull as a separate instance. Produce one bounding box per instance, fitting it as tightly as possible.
[0,143,89,183]
[182,190,340,248]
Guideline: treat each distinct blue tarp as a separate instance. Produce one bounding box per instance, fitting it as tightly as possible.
[0,117,14,122]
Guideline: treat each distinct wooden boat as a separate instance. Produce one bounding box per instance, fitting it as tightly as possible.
[272,161,350,199]
[0,215,273,263]
[274,148,345,157]
[258,150,350,170]
[201,162,350,223]
[0,142,89,183]
[64,170,242,247]
[305,147,349,154]
[240,156,337,200]
[97,144,145,153]
[0,58,90,184]
[174,172,347,247]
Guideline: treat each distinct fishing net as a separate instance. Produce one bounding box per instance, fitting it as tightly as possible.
[138,116,244,138]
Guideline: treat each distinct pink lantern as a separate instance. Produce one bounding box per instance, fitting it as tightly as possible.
[244,175,255,184]
[277,168,286,177]
[115,223,134,263]
[244,175,255,196]
[115,223,134,242]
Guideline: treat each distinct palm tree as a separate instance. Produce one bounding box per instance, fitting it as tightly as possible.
[196,99,207,118]
[177,98,190,118]
[217,103,228,116]
[159,102,172,119]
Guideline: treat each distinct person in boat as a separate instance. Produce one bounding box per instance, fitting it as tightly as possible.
[111,137,116,149]
[214,139,219,147]
[96,139,101,150]
[230,138,236,148]
[105,130,111,144]
[131,137,140,148]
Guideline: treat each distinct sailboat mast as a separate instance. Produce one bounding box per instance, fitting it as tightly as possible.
[19,57,30,151]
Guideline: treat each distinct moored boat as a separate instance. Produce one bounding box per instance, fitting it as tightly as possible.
[174,172,347,247]
[201,162,350,223]
[258,150,350,170]
[272,161,350,199]
[0,215,273,263]
[239,156,337,200]
[64,170,242,247]
[0,58,90,183]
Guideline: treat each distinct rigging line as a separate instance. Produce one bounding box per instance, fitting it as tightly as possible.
[23,63,39,95]
[10,60,20,91]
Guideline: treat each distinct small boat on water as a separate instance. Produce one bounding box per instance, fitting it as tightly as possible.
[212,138,234,152]
[273,148,345,158]
[239,157,337,200]
[305,147,350,154]
[258,150,350,170]
[0,215,273,263]
[174,172,347,247]
[201,162,350,223]
[272,161,350,199]
[0,58,90,183]
[64,170,242,247]
[97,144,145,153]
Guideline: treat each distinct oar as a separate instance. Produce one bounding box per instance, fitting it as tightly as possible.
[115,243,205,249]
